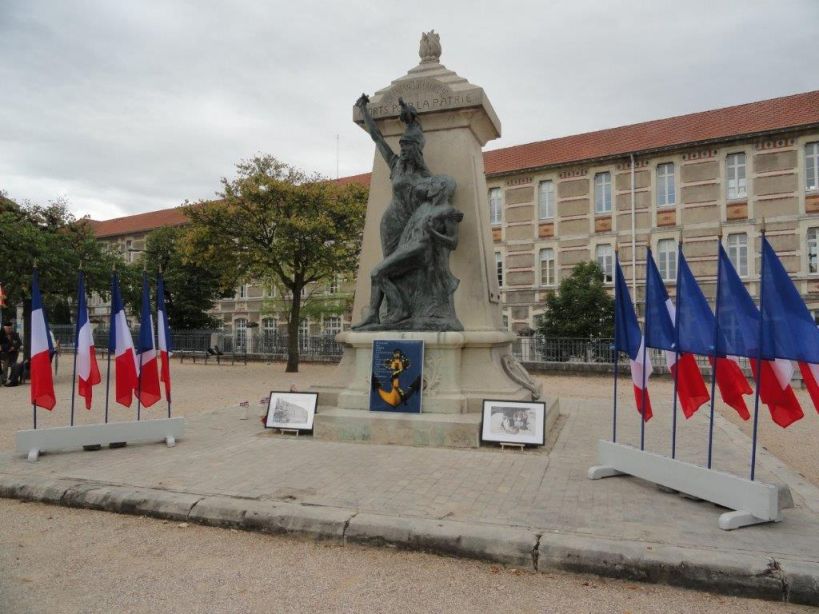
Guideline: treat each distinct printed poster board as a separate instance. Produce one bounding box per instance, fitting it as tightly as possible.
[369,340,424,413]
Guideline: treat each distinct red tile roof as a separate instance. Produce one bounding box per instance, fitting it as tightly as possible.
[90,90,819,238]
[483,90,819,175]
[90,207,188,238]
[334,172,371,187]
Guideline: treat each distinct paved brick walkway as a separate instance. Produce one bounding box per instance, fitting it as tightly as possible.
[2,396,818,565]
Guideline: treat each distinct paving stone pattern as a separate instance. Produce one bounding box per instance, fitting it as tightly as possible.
[2,397,819,566]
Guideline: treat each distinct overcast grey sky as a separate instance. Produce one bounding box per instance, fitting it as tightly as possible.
[1,0,817,220]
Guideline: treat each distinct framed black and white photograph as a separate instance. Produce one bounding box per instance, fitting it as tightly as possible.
[481,399,546,446]
[264,392,318,431]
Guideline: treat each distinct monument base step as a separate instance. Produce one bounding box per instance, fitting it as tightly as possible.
[313,408,482,448]
[314,397,559,449]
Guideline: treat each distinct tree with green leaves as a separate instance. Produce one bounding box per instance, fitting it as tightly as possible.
[142,226,231,329]
[0,196,119,325]
[537,261,614,339]
[183,155,368,372]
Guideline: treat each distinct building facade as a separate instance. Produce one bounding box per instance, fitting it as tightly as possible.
[90,91,819,340]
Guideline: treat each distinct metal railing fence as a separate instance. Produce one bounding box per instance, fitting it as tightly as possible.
[49,324,750,374]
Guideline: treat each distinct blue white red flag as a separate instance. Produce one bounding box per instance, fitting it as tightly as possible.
[716,244,803,427]
[676,250,752,419]
[75,271,101,409]
[644,249,709,418]
[156,274,172,402]
[614,254,652,421]
[136,273,161,408]
[759,236,819,415]
[30,269,56,410]
[109,272,139,407]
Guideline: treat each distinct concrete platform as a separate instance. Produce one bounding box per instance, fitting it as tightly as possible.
[313,397,558,448]
[313,408,482,447]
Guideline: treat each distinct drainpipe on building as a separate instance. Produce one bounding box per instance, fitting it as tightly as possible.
[629,154,637,298]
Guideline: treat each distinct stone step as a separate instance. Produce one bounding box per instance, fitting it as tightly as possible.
[313,408,482,448]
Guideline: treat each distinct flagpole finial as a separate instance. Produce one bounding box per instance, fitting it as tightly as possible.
[33,258,38,269]
[79,259,84,271]
[760,217,767,236]
[112,261,117,273]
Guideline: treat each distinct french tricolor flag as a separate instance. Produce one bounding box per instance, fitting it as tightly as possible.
[109,272,139,407]
[614,254,652,421]
[30,269,56,411]
[157,274,172,402]
[644,249,709,419]
[76,271,101,409]
[136,273,161,408]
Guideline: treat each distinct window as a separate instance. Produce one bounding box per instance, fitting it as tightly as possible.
[807,142,819,191]
[538,180,555,220]
[234,318,247,350]
[323,316,341,336]
[727,233,748,277]
[502,314,509,330]
[298,319,310,350]
[328,275,339,294]
[495,252,503,287]
[726,153,747,200]
[808,228,819,274]
[596,244,614,283]
[656,163,675,207]
[262,317,277,337]
[489,188,503,225]
[594,172,612,214]
[657,239,677,282]
[237,284,247,299]
[539,248,556,286]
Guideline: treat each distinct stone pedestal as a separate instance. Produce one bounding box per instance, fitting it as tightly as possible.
[314,330,539,415]
[312,39,550,448]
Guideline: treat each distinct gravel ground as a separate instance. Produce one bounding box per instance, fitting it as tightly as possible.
[1,499,812,614]
[1,360,816,486]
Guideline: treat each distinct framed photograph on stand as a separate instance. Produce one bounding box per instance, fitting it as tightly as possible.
[480,399,546,446]
[264,392,318,431]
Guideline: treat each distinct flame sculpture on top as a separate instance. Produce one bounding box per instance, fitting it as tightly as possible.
[419,30,441,64]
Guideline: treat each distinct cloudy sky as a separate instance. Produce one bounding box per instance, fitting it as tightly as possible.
[1,0,817,220]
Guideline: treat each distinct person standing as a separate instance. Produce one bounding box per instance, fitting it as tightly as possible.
[1,320,22,386]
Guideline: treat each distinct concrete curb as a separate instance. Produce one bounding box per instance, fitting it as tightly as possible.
[1,473,817,606]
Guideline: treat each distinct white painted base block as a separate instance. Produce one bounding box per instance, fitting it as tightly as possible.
[16,418,185,462]
[588,440,793,530]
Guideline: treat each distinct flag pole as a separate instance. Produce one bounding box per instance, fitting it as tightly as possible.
[69,266,83,427]
[136,268,145,422]
[640,249,650,451]
[671,239,682,459]
[160,267,171,419]
[750,224,767,481]
[104,266,115,424]
[612,247,619,443]
[706,232,723,469]
[32,260,38,430]
[136,350,143,421]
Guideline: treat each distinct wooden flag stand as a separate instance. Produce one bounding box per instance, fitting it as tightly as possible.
[588,440,793,530]
[16,418,185,462]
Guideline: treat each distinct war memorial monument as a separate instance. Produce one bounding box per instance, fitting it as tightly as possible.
[313,33,558,446]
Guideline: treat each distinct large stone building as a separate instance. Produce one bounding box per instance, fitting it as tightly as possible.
[90,90,819,340]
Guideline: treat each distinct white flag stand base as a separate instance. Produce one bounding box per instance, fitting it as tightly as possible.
[588,440,793,531]
[16,418,185,462]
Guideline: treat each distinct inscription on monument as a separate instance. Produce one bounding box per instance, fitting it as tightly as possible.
[368,84,478,119]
